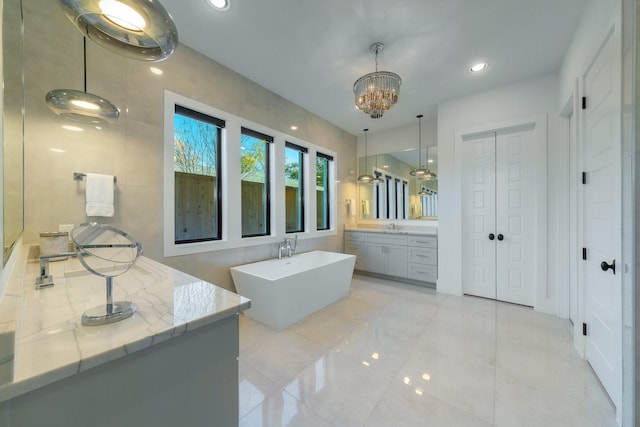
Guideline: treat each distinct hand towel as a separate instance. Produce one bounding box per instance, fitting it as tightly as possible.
[361,199,370,216]
[347,199,356,216]
[85,173,114,217]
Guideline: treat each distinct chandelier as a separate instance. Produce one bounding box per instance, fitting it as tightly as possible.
[353,43,401,119]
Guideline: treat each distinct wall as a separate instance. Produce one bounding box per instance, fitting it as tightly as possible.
[436,73,559,311]
[21,0,357,292]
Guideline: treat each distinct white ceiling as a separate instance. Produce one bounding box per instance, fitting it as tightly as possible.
[160,0,587,136]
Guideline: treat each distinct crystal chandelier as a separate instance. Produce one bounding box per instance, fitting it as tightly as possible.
[353,43,401,119]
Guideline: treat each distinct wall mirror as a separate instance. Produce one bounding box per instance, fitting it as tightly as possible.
[358,146,438,221]
[3,0,25,264]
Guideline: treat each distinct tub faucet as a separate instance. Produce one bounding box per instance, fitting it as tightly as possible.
[35,252,76,289]
[277,235,298,259]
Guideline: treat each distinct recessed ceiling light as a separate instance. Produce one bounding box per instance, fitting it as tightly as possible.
[470,62,488,73]
[290,125,298,130]
[207,0,229,10]
[428,159,434,163]
[50,148,66,153]
[62,125,84,132]
[150,67,164,76]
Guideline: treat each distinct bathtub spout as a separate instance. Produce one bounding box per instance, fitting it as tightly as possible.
[277,239,290,259]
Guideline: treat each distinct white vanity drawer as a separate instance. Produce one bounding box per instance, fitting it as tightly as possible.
[408,264,437,282]
[408,247,437,265]
[408,235,437,248]
[345,231,367,242]
[366,233,408,246]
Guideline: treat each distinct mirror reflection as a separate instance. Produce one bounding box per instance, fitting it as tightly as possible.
[358,146,438,220]
[3,0,25,264]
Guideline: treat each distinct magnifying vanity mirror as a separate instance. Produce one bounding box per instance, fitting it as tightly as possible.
[358,146,438,221]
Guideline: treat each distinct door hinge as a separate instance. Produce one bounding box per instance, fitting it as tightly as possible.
[583,323,588,336]
[582,171,587,184]
[582,96,587,109]
[582,248,587,260]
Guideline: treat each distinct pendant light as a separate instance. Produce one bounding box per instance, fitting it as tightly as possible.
[46,38,120,126]
[357,129,374,183]
[372,154,383,184]
[354,43,401,119]
[409,114,437,179]
[59,0,178,62]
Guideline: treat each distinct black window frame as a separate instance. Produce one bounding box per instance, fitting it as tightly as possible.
[174,104,224,244]
[240,126,273,238]
[285,142,307,233]
[316,152,333,231]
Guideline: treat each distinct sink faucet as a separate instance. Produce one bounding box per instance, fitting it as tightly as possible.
[35,252,76,289]
[387,223,396,230]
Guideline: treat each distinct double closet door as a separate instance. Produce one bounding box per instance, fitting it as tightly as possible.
[462,125,537,306]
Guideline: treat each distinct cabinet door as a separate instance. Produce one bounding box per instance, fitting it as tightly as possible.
[345,241,367,271]
[366,244,386,275]
[385,245,408,278]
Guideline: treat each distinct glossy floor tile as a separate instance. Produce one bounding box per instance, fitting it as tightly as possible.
[239,274,617,426]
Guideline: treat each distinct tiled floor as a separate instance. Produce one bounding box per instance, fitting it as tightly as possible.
[238,274,618,427]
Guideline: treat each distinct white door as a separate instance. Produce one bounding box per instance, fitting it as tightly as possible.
[495,127,536,306]
[462,127,536,306]
[582,29,621,409]
[462,133,497,299]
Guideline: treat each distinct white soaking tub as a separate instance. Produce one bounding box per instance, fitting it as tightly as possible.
[230,251,356,330]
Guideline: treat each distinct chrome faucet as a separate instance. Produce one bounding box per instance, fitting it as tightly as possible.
[277,235,298,259]
[35,252,76,289]
[387,223,396,230]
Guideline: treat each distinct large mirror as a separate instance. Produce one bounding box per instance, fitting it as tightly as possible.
[358,146,438,220]
[3,0,25,264]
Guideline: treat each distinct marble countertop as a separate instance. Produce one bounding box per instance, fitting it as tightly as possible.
[344,227,437,236]
[0,248,250,402]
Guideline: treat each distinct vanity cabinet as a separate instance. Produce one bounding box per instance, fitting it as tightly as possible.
[344,230,437,285]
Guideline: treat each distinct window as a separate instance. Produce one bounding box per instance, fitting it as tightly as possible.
[285,142,306,233]
[164,91,337,255]
[241,127,272,237]
[173,104,223,244]
[316,152,332,230]
[373,172,408,220]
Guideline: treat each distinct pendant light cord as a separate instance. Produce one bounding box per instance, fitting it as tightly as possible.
[83,37,87,93]
[417,115,423,168]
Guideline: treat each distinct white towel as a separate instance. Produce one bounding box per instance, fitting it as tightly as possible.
[361,200,370,216]
[347,199,356,216]
[85,173,114,217]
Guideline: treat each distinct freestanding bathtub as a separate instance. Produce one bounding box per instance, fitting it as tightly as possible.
[230,251,356,330]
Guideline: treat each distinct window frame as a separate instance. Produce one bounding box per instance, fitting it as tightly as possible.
[240,127,273,238]
[285,141,307,234]
[163,90,337,257]
[172,104,224,244]
[316,152,333,231]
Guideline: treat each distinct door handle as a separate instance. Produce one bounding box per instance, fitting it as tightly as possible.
[600,259,616,275]
[497,234,504,241]
[488,233,495,240]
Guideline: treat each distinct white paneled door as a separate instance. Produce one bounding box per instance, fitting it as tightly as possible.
[582,28,621,411]
[462,125,536,306]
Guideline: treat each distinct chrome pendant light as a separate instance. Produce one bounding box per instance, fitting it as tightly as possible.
[354,42,401,119]
[372,154,383,184]
[357,129,375,183]
[410,114,436,180]
[59,0,178,62]
[46,38,119,126]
